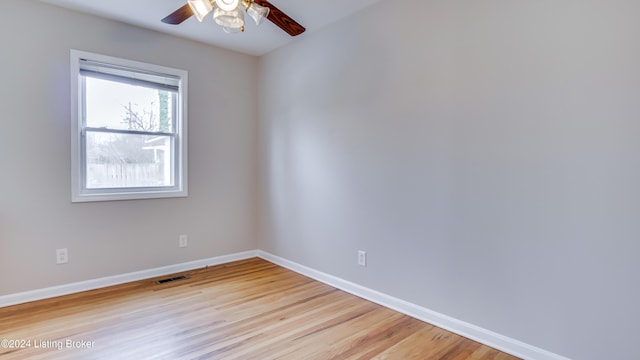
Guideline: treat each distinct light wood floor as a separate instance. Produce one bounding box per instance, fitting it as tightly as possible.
[1,258,519,360]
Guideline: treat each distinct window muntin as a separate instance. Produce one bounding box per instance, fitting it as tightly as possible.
[71,50,187,202]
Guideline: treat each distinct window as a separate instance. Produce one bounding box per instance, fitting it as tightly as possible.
[71,50,188,202]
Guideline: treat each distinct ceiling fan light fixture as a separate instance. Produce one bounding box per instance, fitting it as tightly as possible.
[162,0,305,36]
[187,0,214,22]
[216,0,240,11]
[246,2,270,26]
[213,6,245,29]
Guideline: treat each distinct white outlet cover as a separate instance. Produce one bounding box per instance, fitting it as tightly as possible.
[179,235,188,248]
[56,248,69,264]
[358,251,367,267]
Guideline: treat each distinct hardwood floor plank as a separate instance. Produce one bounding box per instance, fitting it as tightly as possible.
[0,258,520,360]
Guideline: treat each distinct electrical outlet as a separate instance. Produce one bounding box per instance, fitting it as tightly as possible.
[358,250,367,267]
[179,235,188,248]
[56,248,68,265]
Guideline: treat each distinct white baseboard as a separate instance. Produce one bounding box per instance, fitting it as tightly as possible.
[0,249,569,360]
[256,250,571,360]
[0,250,258,308]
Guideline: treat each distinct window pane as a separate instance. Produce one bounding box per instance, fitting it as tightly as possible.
[85,77,174,133]
[85,132,174,189]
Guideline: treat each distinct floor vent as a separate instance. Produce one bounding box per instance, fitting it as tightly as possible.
[155,275,189,285]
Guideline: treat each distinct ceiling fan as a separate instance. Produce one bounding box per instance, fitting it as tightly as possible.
[162,0,305,36]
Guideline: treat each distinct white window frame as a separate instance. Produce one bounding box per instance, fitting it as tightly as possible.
[70,49,188,202]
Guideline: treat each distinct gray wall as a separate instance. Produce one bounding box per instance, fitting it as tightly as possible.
[258,1,640,359]
[0,1,259,294]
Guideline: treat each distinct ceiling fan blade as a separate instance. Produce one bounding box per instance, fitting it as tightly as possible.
[254,0,306,36]
[162,4,194,25]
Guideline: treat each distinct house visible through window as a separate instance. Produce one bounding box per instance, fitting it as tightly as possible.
[71,50,188,202]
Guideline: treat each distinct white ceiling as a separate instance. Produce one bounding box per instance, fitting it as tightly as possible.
[40,0,383,56]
